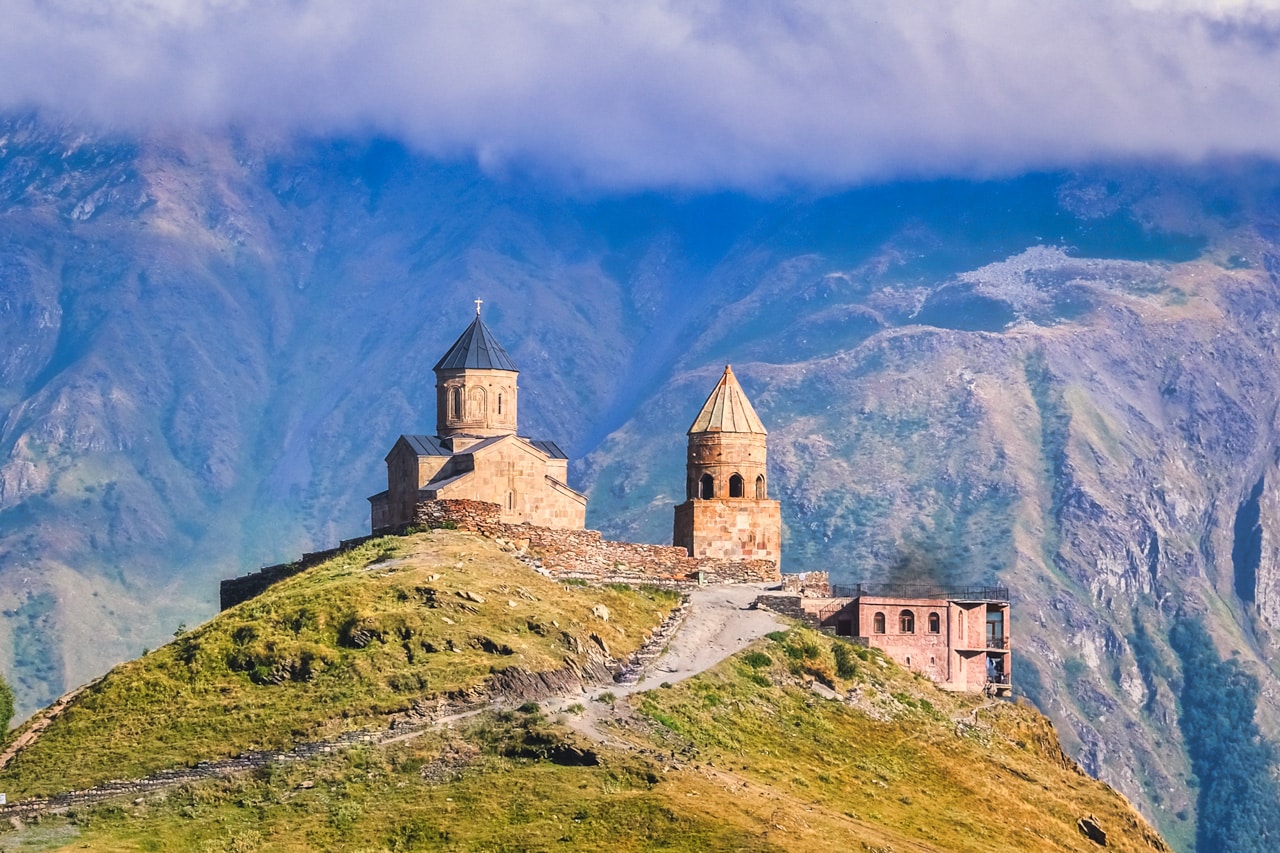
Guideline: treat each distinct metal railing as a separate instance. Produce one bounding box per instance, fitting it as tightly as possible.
[830,583,1010,602]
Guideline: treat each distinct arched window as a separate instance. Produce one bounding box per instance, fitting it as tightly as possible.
[905,656,912,667]
[451,387,462,419]
[928,613,941,634]
[729,474,744,498]
[497,393,503,415]
[755,475,766,499]
[899,610,915,634]
[873,612,886,634]
[506,491,515,510]
[698,473,715,499]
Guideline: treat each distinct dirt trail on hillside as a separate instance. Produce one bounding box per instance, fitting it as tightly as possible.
[619,583,782,696]
[548,583,783,746]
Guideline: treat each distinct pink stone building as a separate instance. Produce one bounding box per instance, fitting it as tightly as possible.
[800,584,1011,695]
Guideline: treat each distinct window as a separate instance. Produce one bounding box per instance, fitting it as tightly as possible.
[755,475,766,499]
[873,612,885,634]
[699,473,715,499]
[905,656,912,667]
[506,491,514,511]
[899,610,915,634]
[497,393,503,415]
[729,474,744,498]
[986,609,1005,647]
[928,613,941,634]
[451,387,462,419]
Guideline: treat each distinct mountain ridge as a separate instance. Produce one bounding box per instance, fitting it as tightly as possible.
[3,117,1280,849]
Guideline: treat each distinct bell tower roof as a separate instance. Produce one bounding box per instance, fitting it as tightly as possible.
[687,365,768,435]
[433,313,519,373]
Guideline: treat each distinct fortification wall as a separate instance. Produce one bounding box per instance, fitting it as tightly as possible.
[415,499,778,586]
[221,499,778,611]
[219,536,375,610]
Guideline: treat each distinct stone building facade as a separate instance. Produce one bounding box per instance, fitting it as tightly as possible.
[368,310,586,533]
[673,366,782,563]
[786,583,1011,695]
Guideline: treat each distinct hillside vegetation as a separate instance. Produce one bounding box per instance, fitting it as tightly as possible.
[0,607,1168,851]
[0,530,679,798]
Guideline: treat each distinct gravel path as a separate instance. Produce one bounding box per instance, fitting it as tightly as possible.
[549,583,784,745]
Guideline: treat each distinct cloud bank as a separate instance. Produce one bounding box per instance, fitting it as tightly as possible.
[4,0,1280,189]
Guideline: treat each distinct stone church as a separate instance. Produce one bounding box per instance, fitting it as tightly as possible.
[673,365,782,563]
[368,309,588,532]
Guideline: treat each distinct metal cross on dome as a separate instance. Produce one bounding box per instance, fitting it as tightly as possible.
[474,298,483,316]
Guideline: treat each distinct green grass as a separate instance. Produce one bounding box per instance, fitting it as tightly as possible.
[0,624,1170,853]
[0,531,679,798]
[629,626,1170,853]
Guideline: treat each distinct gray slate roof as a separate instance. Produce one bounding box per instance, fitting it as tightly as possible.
[402,435,450,456]
[528,439,568,459]
[433,316,519,372]
[399,434,567,460]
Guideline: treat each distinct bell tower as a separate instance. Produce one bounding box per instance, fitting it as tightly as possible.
[673,365,781,563]
[433,301,519,440]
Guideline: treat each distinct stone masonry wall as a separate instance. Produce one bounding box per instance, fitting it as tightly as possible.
[415,499,778,586]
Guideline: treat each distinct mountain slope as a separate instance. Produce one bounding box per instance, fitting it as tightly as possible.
[0,530,1167,852]
[3,117,1280,849]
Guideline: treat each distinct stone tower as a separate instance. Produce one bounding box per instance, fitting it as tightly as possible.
[673,365,782,563]
[434,305,519,440]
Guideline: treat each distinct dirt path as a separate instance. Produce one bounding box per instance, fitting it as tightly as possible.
[549,583,784,745]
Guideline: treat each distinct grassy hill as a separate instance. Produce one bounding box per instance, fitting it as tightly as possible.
[0,530,1167,851]
[0,530,679,798]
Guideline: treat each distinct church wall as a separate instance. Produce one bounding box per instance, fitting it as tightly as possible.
[386,442,422,528]
[435,367,519,437]
[685,432,768,499]
[673,498,781,562]
[429,442,585,529]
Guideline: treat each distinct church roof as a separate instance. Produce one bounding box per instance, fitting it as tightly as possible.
[395,433,568,460]
[433,314,519,372]
[687,365,768,435]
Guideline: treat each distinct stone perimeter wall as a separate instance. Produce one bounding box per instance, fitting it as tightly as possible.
[415,499,779,587]
[221,499,778,611]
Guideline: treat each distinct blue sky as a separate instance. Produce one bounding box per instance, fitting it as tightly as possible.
[5,1,1280,189]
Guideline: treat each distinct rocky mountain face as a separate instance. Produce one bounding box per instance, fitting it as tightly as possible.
[2,115,1279,849]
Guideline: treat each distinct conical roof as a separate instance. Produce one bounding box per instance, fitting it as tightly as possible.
[433,314,519,372]
[687,365,768,435]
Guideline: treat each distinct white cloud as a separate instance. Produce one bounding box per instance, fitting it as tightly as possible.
[4,0,1280,189]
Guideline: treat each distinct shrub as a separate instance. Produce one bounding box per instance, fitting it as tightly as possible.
[742,651,773,669]
[832,643,857,679]
[0,671,13,738]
